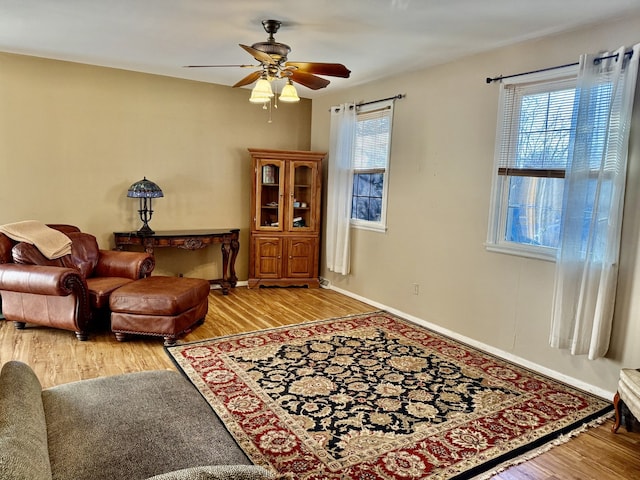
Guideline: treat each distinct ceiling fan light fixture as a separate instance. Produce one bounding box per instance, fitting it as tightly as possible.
[279,81,300,103]
[249,78,274,103]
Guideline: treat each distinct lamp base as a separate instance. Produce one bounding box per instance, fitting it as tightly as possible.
[137,224,155,236]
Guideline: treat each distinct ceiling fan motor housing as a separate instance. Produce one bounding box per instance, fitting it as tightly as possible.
[251,40,290,62]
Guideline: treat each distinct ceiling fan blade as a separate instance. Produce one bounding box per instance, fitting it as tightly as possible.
[290,71,331,90]
[184,64,258,68]
[232,70,263,88]
[239,44,276,65]
[285,62,351,78]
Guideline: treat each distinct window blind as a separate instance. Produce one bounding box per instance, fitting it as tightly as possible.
[354,106,392,170]
[497,77,577,178]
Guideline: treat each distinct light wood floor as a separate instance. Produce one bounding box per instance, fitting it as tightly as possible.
[1,287,638,479]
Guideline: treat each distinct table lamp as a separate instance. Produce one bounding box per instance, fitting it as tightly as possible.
[127,177,163,235]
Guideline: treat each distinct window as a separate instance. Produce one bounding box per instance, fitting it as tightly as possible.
[350,101,394,232]
[487,69,579,260]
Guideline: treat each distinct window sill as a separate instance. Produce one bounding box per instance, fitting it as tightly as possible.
[485,242,556,262]
[350,220,387,233]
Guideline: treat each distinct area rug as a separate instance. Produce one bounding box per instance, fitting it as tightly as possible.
[165,311,612,480]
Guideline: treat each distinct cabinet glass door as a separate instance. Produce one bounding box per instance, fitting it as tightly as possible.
[290,161,316,231]
[256,159,284,231]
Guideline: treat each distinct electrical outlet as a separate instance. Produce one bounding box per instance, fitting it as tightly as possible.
[412,283,419,295]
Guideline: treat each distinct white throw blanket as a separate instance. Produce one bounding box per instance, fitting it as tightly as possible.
[0,220,72,259]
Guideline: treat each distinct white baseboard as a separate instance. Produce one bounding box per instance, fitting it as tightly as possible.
[322,280,614,400]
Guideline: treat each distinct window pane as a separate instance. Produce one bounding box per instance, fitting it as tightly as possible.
[352,173,383,222]
[353,196,370,221]
[516,88,576,170]
[505,176,564,248]
[355,173,371,196]
[369,197,382,221]
[371,173,384,197]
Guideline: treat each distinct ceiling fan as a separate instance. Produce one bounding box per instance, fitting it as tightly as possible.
[185,19,351,98]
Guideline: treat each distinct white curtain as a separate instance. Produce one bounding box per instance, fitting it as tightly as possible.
[326,103,356,275]
[550,44,640,359]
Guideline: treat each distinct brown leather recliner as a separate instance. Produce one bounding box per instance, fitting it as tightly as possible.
[0,224,154,340]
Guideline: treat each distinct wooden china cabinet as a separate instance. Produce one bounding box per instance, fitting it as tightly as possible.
[248,148,326,288]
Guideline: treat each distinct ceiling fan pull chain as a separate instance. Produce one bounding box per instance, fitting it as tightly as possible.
[273,82,279,109]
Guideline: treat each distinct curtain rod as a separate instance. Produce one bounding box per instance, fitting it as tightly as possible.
[486,50,634,84]
[356,93,405,107]
[330,93,405,112]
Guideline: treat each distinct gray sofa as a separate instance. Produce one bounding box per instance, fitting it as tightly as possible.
[0,361,276,480]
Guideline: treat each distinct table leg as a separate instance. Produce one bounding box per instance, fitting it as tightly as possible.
[220,241,231,295]
[229,237,239,287]
[142,238,155,255]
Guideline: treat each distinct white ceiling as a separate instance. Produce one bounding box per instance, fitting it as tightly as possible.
[1,0,639,98]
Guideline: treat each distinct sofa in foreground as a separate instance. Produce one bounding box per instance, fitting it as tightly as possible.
[0,361,276,480]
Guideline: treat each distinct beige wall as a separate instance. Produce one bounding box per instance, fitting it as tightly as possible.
[311,14,640,395]
[0,52,311,280]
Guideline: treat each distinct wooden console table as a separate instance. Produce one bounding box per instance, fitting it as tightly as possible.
[113,229,240,294]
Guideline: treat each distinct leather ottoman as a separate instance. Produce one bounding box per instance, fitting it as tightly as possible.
[110,276,210,346]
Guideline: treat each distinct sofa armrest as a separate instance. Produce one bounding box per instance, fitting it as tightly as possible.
[145,465,278,480]
[0,264,85,296]
[0,361,52,480]
[94,250,155,279]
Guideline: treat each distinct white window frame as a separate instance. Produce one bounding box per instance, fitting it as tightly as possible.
[486,66,578,261]
[350,100,394,233]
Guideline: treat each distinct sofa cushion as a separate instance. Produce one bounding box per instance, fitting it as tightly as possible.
[12,232,99,279]
[11,242,64,268]
[0,361,52,480]
[43,370,251,480]
[86,276,134,309]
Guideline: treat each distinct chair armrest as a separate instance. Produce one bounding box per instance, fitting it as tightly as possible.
[0,264,85,296]
[94,250,155,279]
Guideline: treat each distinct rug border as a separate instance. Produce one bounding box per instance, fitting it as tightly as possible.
[164,311,613,479]
[452,407,612,479]
[466,412,612,480]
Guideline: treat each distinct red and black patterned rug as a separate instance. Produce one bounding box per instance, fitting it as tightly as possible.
[166,312,612,479]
